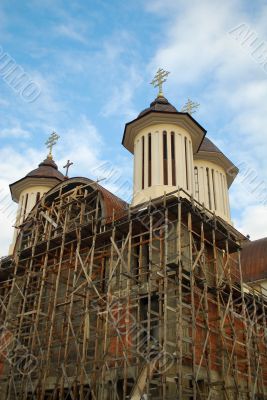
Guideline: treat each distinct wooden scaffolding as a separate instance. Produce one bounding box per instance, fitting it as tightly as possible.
[0,180,266,399]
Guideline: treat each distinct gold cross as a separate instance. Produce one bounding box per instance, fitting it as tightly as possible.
[45,132,60,159]
[63,160,73,177]
[181,98,200,115]
[150,68,170,97]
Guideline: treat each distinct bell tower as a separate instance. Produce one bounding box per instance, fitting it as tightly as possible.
[122,69,206,206]
[9,132,65,254]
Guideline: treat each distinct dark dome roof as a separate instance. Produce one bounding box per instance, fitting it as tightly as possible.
[27,157,65,181]
[138,96,178,117]
[241,237,267,282]
[198,137,222,154]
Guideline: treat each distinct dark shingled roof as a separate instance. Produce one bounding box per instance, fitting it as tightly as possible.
[138,96,178,117]
[241,237,267,282]
[29,177,128,224]
[26,157,65,181]
[10,157,65,203]
[198,137,222,154]
[93,180,128,221]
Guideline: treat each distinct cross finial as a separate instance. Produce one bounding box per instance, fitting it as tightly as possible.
[181,98,200,115]
[150,68,170,97]
[63,160,73,178]
[45,131,60,159]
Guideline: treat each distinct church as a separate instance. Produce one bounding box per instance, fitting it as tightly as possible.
[0,69,267,399]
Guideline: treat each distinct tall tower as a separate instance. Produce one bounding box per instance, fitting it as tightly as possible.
[122,69,206,206]
[122,69,238,224]
[9,132,65,254]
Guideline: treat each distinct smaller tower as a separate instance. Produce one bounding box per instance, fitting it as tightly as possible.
[9,133,64,254]
[194,137,238,223]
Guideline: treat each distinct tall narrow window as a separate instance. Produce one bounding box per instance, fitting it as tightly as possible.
[206,168,211,209]
[142,136,145,189]
[194,167,199,201]
[211,169,217,210]
[18,195,24,223]
[223,175,229,217]
[184,137,189,190]
[36,192,41,204]
[23,193,29,219]
[171,132,176,186]
[148,133,152,187]
[163,131,168,185]
[221,173,226,214]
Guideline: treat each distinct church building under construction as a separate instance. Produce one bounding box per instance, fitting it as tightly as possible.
[0,69,267,399]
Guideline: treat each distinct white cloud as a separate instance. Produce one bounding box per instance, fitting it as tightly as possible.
[56,116,103,176]
[0,213,14,258]
[55,24,87,44]
[28,71,65,117]
[1,0,266,252]
[235,204,267,240]
[0,125,31,138]
[147,0,243,84]
[101,66,142,119]
[0,148,42,257]
[0,116,131,256]
[145,0,267,240]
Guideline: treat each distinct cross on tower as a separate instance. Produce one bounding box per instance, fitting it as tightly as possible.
[45,132,60,159]
[150,68,170,97]
[63,160,73,178]
[181,98,200,115]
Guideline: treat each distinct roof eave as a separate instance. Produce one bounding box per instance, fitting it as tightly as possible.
[194,151,239,187]
[9,176,64,203]
[122,110,207,154]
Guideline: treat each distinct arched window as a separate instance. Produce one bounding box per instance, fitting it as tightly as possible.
[163,131,168,185]
[148,133,152,187]
[171,132,176,186]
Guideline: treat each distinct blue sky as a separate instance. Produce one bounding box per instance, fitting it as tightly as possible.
[1,0,267,255]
